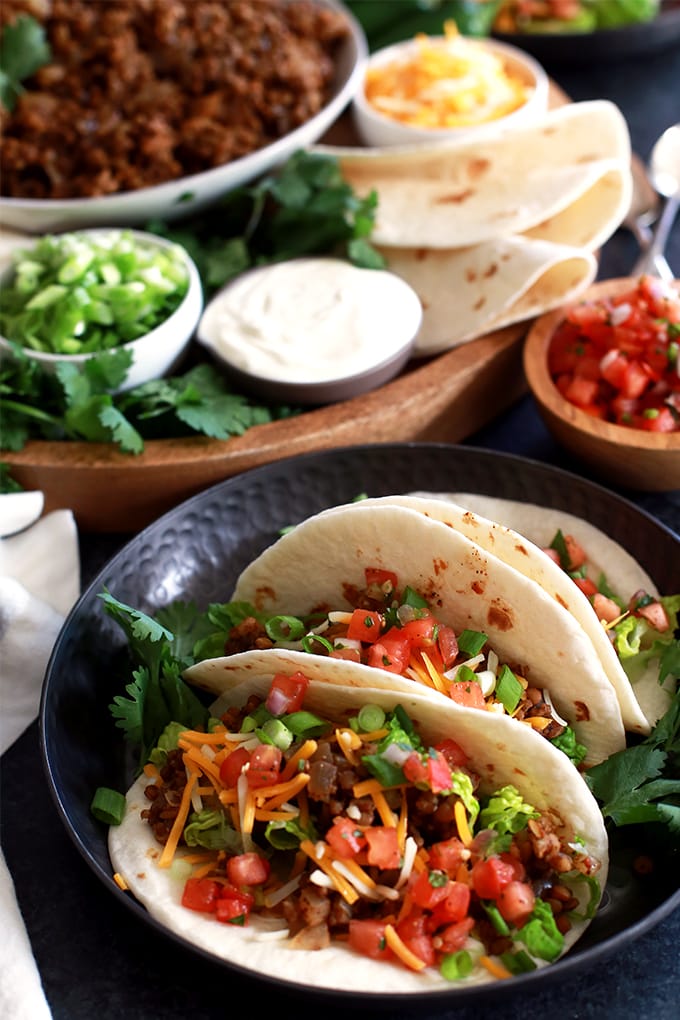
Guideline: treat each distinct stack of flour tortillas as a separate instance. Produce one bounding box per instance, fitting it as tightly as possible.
[315,100,632,353]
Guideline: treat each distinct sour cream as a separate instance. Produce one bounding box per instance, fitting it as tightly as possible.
[196,257,422,386]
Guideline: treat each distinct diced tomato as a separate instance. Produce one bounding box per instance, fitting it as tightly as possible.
[428,881,471,927]
[219,746,250,788]
[226,852,271,887]
[409,869,451,910]
[499,851,526,882]
[496,880,536,926]
[402,751,429,786]
[436,917,475,952]
[396,909,436,967]
[215,891,253,924]
[329,646,362,663]
[326,816,367,859]
[541,546,562,566]
[427,749,453,793]
[427,836,467,875]
[348,919,394,961]
[632,598,670,632]
[592,592,621,623]
[573,576,599,598]
[563,375,600,408]
[637,406,677,432]
[364,567,399,592]
[399,614,437,647]
[448,679,486,710]
[181,877,220,913]
[364,826,400,869]
[436,624,459,670]
[471,856,515,900]
[246,744,282,788]
[599,349,629,389]
[347,608,383,643]
[563,534,587,570]
[366,632,411,673]
[266,671,309,715]
[621,358,650,399]
[435,738,468,769]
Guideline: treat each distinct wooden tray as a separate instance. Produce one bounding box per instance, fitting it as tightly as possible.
[1,325,527,531]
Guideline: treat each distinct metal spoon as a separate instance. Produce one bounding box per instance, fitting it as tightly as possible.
[632,123,680,280]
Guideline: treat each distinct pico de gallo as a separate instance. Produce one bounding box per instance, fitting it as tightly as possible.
[203,566,588,766]
[547,275,680,432]
[542,528,680,688]
[133,677,601,981]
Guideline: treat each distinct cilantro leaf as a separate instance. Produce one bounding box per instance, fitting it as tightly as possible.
[0,15,51,112]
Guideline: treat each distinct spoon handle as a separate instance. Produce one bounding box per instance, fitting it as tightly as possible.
[632,194,678,280]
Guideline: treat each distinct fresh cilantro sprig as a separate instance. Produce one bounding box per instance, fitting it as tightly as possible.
[0,14,51,112]
[586,689,680,834]
[100,591,214,769]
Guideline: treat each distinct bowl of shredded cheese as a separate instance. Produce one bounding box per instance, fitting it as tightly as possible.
[352,22,549,147]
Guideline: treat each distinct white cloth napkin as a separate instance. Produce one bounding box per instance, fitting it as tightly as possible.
[0,492,81,1020]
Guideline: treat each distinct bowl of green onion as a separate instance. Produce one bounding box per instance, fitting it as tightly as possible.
[0,228,203,392]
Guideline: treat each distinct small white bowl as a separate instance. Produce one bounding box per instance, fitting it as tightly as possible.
[352,34,549,148]
[0,229,203,393]
[195,256,422,405]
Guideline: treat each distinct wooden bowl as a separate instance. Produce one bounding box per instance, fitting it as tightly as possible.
[523,277,680,492]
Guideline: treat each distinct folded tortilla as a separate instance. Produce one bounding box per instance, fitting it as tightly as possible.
[314,100,631,249]
[111,671,608,993]
[383,237,597,354]
[221,500,625,765]
[404,492,675,730]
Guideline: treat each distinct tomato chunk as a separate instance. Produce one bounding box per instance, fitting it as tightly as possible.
[348,919,394,961]
[266,671,309,715]
[226,852,271,887]
[347,608,383,643]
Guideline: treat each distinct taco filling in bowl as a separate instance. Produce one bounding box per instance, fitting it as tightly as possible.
[108,673,606,991]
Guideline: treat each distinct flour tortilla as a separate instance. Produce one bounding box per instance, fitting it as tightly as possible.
[314,101,631,248]
[405,492,675,729]
[226,500,626,765]
[110,672,608,994]
[383,237,597,354]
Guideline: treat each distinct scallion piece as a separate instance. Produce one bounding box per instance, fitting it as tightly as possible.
[495,665,523,714]
[440,949,474,980]
[357,704,386,732]
[499,950,537,975]
[301,633,333,654]
[282,710,330,738]
[456,663,479,686]
[457,629,487,657]
[482,901,510,935]
[265,615,306,642]
[91,786,126,826]
[260,718,294,750]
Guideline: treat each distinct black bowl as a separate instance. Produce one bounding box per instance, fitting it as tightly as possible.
[40,442,680,1008]
[493,2,680,66]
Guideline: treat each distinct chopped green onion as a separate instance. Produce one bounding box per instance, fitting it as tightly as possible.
[357,704,386,732]
[301,633,333,654]
[282,710,330,738]
[500,950,537,975]
[260,718,294,750]
[440,949,474,980]
[265,615,306,642]
[457,629,487,657]
[401,586,429,609]
[91,786,126,825]
[456,663,479,685]
[0,229,189,356]
[495,665,523,714]
[169,858,193,883]
[482,901,510,935]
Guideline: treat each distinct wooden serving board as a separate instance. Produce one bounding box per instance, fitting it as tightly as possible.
[2,323,527,532]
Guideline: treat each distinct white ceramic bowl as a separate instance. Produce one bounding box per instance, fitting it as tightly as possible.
[0,229,203,392]
[195,256,423,405]
[352,34,549,148]
[0,1,368,234]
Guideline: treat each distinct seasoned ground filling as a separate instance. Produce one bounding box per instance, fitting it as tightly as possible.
[141,698,596,956]
[0,0,349,198]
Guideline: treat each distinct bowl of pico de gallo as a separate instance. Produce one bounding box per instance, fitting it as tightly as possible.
[523,275,680,491]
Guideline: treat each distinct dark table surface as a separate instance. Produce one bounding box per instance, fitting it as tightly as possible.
[2,36,679,1020]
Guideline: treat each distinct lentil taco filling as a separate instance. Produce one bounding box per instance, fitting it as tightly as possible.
[115,674,604,984]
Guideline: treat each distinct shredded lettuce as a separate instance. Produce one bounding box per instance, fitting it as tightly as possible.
[148,720,187,766]
[184,809,241,852]
[550,726,588,767]
[478,784,539,835]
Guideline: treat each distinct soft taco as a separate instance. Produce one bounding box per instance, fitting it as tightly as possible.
[186,500,626,767]
[109,666,608,993]
[314,100,632,249]
[402,492,679,731]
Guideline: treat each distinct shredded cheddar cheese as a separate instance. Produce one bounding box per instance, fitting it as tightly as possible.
[454,799,473,847]
[364,21,530,129]
[384,924,428,971]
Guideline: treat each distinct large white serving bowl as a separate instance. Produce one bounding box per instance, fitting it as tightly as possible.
[0,1,367,235]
